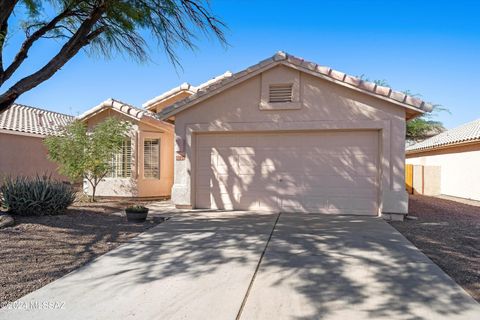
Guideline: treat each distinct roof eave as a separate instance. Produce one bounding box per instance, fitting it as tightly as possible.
[159,56,430,120]
[142,83,195,109]
[0,128,47,138]
[159,59,280,120]
[79,98,174,132]
[406,139,480,155]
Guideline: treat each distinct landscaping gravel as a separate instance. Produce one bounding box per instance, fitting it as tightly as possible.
[0,200,164,304]
[390,195,480,302]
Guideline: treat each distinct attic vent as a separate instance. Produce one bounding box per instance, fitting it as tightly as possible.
[269,84,293,103]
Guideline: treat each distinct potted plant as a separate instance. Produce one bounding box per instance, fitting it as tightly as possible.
[125,205,149,222]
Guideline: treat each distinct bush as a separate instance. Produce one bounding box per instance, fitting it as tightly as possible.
[1,175,76,216]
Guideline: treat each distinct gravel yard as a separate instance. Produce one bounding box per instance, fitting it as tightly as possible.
[390,194,480,302]
[0,200,164,304]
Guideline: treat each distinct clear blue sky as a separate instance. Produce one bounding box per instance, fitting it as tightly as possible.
[4,0,480,129]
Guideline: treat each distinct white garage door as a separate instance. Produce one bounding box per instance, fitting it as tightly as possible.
[195,131,379,215]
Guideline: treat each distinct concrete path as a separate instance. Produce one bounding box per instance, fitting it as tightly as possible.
[1,211,479,320]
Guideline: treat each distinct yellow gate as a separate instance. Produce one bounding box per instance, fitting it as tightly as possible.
[405,164,414,194]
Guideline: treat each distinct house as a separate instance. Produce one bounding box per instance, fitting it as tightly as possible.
[78,99,175,198]
[1,52,433,219]
[406,119,480,201]
[0,104,73,180]
[152,51,432,219]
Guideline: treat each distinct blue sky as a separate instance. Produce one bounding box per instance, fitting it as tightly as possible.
[3,0,479,129]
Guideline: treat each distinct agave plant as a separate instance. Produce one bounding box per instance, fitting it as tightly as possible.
[1,175,76,216]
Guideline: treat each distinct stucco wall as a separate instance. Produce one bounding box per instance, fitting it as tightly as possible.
[82,109,174,198]
[171,65,409,214]
[406,143,480,200]
[149,91,192,113]
[0,131,67,181]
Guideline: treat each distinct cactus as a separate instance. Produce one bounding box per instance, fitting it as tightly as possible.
[1,175,76,216]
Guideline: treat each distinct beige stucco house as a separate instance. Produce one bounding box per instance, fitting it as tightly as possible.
[406,119,480,201]
[79,99,175,198]
[0,104,73,180]
[150,52,431,219]
[1,52,433,218]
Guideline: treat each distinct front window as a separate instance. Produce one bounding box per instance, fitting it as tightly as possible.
[144,138,160,179]
[109,140,132,178]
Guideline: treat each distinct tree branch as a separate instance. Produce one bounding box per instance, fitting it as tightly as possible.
[0,21,7,76]
[86,26,107,42]
[0,0,18,27]
[1,9,74,85]
[0,5,106,111]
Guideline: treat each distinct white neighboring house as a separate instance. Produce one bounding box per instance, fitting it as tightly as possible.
[406,119,480,201]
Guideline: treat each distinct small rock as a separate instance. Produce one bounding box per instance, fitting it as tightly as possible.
[0,214,14,228]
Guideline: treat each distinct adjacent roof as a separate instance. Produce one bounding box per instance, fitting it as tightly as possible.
[79,98,173,131]
[407,119,480,153]
[143,71,232,110]
[158,51,433,120]
[0,103,74,136]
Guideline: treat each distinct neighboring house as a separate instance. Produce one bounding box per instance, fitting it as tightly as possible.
[0,104,73,180]
[78,99,174,198]
[406,119,480,201]
[153,51,431,219]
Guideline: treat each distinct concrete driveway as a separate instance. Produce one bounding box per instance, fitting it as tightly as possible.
[1,211,479,320]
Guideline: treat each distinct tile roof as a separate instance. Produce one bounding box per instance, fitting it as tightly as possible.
[79,98,173,131]
[0,104,74,136]
[159,51,433,119]
[142,71,232,109]
[407,118,480,153]
[79,98,158,121]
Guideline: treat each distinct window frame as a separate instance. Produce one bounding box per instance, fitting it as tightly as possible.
[143,137,161,179]
[108,139,132,179]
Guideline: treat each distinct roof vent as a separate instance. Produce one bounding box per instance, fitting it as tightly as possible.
[269,84,293,103]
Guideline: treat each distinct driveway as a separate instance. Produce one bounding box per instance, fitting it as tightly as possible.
[1,211,479,320]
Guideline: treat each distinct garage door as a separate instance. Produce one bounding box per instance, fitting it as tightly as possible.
[195,131,379,215]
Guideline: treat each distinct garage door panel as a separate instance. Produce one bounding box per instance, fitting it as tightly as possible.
[237,195,278,211]
[195,131,379,215]
[197,191,279,211]
[280,196,376,213]
[301,175,377,188]
[277,186,378,198]
[200,176,279,194]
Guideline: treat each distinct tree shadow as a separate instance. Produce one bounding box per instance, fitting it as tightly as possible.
[29,209,479,320]
[0,208,161,303]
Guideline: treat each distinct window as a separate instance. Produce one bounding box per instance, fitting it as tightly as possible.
[269,84,293,103]
[144,138,160,179]
[109,140,132,178]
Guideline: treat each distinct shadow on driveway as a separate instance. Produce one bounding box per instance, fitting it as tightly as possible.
[1,211,479,320]
[241,213,480,319]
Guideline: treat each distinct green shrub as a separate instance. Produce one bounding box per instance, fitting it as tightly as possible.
[1,175,76,216]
